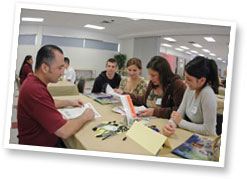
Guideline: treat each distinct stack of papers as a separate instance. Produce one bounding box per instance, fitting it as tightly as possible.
[58,103,101,119]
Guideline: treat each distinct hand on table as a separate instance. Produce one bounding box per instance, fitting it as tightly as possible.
[162,122,176,137]
[82,108,95,121]
[114,89,123,94]
[138,108,154,117]
[171,111,182,125]
[70,99,84,107]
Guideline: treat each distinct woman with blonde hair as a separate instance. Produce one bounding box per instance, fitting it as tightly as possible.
[115,58,147,96]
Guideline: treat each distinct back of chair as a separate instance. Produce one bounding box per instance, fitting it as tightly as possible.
[15,74,21,90]
[216,114,223,136]
[77,79,86,93]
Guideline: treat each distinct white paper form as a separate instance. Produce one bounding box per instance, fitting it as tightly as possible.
[58,103,101,119]
[106,84,122,98]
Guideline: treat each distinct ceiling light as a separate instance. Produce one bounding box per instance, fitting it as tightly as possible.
[161,43,172,47]
[217,57,222,61]
[204,37,216,42]
[175,48,184,51]
[210,53,216,56]
[163,37,176,42]
[21,17,44,22]
[84,24,105,30]
[222,61,226,63]
[199,54,205,57]
[190,50,198,54]
[192,43,202,48]
[186,51,192,55]
[202,49,210,53]
[180,46,189,50]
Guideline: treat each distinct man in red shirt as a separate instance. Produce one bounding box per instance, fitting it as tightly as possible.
[17,45,94,147]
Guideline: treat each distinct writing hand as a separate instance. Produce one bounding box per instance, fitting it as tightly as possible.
[162,122,176,137]
[138,108,154,117]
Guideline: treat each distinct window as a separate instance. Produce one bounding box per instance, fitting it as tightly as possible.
[18,34,36,45]
[42,35,84,48]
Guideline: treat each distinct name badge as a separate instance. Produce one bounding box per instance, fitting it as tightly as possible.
[191,105,198,114]
[156,98,162,105]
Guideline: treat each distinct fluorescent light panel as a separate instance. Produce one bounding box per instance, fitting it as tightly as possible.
[192,43,202,48]
[210,53,216,56]
[190,50,198,54]
[180,46,189,50]
[161,43,172,47]
[84,24,105,30]
[202,49,210,53]
[175,48,184,51]
[204,37,216,42]
[163,37,176,42]
[22,17,44,22]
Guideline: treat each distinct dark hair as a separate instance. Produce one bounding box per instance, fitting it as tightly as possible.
[19,55,32,78]
[146,56,175,89]
[127,58,142,70]
[106,58,117,66]
[64,57,70,64]
[185,56,219,94]
[35,45,63,70]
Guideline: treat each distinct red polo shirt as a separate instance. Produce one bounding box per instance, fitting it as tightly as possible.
[17,74,67,147]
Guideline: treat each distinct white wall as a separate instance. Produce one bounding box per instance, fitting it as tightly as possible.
[17,24,119,76]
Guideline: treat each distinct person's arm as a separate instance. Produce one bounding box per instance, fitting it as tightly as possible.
[54,98,83,109]
[178,88,217,135]
[55,108,94,139]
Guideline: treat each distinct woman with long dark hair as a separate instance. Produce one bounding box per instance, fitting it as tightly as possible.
[163,56,219,136]
[19,55,33,85]
[116,56,186,118]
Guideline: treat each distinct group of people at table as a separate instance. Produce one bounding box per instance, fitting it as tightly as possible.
[17,44,220,148]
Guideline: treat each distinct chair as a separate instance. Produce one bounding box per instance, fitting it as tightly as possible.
[77,79,86,93]
[216,114,223,136]
[15,74,21,90]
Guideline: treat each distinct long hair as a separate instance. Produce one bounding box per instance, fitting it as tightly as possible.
[19,55,32,78]
[146,56,175,89]
[185,56,219,94]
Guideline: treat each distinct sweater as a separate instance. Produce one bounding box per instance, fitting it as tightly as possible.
[170,86,217,136]
[128,75,186,118]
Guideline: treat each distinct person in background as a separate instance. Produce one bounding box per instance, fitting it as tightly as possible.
[63,57,76,84]
[115,58,147,96]
[163,56,219,136]
[92,58,121,93]
[115,56,186,119]
[17,45,94,147]
[19,55,33,85]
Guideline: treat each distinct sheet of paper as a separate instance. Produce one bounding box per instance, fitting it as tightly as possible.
[126,121,170,155]
[106,84,122,98]
[58,103,101,119]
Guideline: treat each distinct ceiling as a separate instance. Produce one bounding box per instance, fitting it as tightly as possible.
[20,9,232,62]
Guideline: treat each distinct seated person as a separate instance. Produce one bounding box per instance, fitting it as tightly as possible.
[19,55,33,85]
[17,45,95,147]
[115,56,186,119]
[163,56,219,136]
[63,57,76,84]
[116,58,147,96]
[92,58,121,93]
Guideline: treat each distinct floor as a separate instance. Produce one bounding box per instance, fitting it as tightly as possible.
[9,79,95,145]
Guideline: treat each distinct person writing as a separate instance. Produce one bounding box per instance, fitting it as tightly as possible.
[115,56,186,118]
[19,55,33,85]
[163,56,219,136]
[92,58,121,93]
[17,45,95,147]
[115,58,147,96]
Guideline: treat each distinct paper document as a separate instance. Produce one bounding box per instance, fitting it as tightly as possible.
[58,103,101,119]
[126,121,171,155]
[106,84,122,98]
